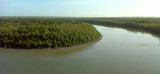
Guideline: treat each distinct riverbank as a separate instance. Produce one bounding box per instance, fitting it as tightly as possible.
[78,17,160,38]
[0,17,100,49]
[0,34,102,55]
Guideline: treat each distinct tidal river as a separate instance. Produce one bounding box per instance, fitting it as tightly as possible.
[0,25,160,74]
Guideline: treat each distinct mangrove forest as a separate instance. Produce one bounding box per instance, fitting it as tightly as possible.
[78,17,160,37]
[0,17,100,49]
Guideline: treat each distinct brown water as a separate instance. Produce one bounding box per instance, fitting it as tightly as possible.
[0,25,160,74]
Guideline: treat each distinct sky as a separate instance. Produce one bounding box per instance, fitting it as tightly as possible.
[1,0,160,17]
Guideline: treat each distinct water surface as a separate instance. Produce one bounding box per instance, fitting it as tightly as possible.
[0,25,160,74]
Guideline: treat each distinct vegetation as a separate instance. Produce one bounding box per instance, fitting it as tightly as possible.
[78,17,160,37]
[0,17,100,49]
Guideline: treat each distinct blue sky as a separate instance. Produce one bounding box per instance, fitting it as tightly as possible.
[1,0,160,17]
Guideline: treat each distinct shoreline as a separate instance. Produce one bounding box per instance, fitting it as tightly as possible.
[80,20,160,38]
[0,35,102,55]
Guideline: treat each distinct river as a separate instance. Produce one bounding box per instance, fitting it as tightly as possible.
[0,25,160,74]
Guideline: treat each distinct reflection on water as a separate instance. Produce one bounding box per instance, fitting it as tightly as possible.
[95,24,160,39]
[0,25,160,74]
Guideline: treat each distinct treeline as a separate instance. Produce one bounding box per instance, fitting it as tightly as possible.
[78,17,160,36]
[0,17,100,49]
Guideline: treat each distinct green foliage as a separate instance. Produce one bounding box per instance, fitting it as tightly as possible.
[79,17,160,35]
[0,17,100,49]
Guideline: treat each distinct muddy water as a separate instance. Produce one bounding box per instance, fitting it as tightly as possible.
[0,25,160,74]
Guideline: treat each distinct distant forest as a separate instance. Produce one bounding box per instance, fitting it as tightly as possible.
[78,17,160,37]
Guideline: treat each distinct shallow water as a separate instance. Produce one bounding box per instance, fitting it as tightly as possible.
[0,25,160,74]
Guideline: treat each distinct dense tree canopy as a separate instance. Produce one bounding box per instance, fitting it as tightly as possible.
[0,17,100,49]
[78,17,160,36]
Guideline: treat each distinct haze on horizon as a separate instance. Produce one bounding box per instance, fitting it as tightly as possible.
[1,0,160,17]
